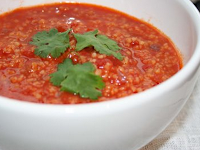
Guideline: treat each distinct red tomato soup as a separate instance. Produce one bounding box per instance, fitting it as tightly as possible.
[0,3,182,104]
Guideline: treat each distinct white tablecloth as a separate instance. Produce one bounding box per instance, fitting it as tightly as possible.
[140,76,200,150]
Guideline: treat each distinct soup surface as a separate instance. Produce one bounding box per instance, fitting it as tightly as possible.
[0,3,182,104]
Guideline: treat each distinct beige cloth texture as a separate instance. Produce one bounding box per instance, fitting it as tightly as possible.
[140,76,200,150]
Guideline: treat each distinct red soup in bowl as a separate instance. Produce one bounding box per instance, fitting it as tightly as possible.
[0,3,182,104]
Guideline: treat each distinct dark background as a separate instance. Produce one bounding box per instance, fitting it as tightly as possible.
[194,1,200,11]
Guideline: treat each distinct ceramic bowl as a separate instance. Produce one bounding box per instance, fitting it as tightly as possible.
[0,0,200,150]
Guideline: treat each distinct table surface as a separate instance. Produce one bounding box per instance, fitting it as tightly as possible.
[140,76,200,150]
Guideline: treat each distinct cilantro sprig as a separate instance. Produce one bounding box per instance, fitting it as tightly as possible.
[74,29,123,60]
[50,59,105,100]
[30,28,71,58]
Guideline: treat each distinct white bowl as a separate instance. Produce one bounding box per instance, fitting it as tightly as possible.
[0,0,200,150]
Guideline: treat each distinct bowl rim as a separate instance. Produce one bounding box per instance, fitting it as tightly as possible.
[0,0,200,116]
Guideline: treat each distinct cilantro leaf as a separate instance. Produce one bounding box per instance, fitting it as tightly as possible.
[49,59,73,86]
[50,59,105,100]
[74,29,123,60]
[30,28,71,58]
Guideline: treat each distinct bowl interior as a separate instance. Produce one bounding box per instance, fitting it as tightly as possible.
[0,0,200,109]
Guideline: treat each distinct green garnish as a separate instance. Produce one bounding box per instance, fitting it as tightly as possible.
[30,28,123,100]
[74,29,123,60]
[30,28,71,58]
[50,59,105,100]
